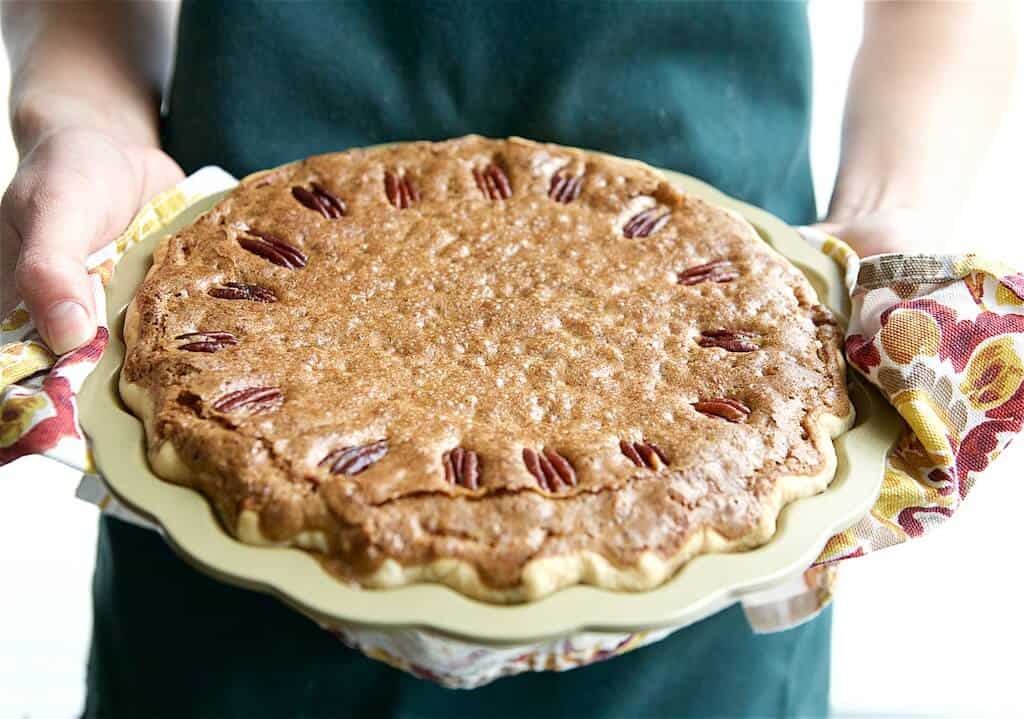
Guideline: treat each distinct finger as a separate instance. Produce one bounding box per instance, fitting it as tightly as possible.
[812,221,897,258]
[815,208,938,257]
[812,221,842,237]
[4,168,101,353]
[135,147,185,203]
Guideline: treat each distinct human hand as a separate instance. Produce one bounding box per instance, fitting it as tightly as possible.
[1,126,183,353]
[813,207,942,259]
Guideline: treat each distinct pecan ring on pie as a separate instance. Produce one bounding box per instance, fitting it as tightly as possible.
[120,136,852,603]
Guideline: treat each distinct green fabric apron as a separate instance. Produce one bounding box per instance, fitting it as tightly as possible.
[86,2,828,717]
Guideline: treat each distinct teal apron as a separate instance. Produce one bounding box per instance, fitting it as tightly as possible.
[87,3,829,717]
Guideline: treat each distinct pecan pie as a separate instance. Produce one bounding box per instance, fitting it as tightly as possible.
[120,136,852,602]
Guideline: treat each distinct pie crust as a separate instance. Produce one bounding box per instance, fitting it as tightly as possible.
[120,136,853,603]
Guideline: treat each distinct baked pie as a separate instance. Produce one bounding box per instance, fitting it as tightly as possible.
[120,136,852,602]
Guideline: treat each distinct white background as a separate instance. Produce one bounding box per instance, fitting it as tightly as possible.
[1,2,1022,717]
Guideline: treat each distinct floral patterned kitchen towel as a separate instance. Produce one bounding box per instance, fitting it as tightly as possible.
[805,238,1024,564]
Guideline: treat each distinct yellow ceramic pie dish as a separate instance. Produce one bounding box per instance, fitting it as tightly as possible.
[79,166,902,646]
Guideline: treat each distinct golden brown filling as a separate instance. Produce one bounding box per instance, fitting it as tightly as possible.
[122,136,850,596]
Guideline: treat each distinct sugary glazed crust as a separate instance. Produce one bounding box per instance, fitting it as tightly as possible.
[120,136,853,603]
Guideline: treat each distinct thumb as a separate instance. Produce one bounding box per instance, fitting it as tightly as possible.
[17,250,97,355]
[4,170,103,354]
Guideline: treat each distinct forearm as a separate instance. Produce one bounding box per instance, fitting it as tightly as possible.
[827,1,1015,226]
[3,0,176,152]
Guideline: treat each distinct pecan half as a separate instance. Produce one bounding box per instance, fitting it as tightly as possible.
[212,386,284,414]
[174,331,238,353]
[384,171,420,209]
[473,163,512,201]
[697,329,760,352]
[522,447,576,492]
[292,182,346,218]
[692,398,751,423]
[548,172,583,204]
[320,439,388,476]
[443,447,480,490]
[619,440,669,470]
[677,260,740,286]
[237,229,307,269]
[208,282,278,303]
[623,208,670,238]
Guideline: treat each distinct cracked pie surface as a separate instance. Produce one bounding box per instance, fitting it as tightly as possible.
[120,136,852,603]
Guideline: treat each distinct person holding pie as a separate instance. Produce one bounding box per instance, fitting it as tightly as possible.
[0,2,1012,717]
